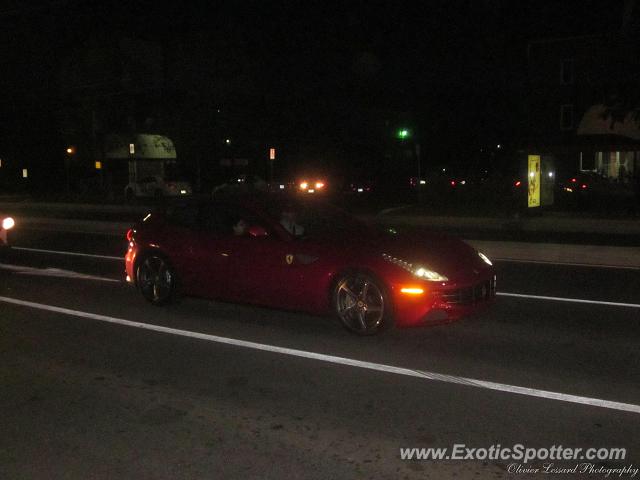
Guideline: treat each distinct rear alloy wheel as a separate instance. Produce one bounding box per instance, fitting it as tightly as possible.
[334,273,391,335]
[136,255,175,305]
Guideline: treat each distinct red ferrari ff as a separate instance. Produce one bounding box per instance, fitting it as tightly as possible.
[125,195,495,334]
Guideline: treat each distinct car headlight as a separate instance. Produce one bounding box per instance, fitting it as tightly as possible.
[478,251,492,266]
[2,217,15,230]
[382,253,448,281]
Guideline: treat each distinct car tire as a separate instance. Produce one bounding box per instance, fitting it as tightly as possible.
[332,272,393,335]
[135,254,176,306]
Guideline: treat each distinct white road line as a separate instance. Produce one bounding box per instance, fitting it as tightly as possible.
[494,258,640,270]
[0,263,120,283]
[12,246,121,261]
[20,225,124,237]
[0,295,638,415]
[497,292,640,309]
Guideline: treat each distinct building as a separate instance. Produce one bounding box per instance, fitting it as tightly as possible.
[526,2,640,185]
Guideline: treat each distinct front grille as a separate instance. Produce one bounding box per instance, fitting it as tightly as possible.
[441,277,496,305]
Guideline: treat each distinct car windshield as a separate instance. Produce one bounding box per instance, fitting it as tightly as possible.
[261,197,368,238]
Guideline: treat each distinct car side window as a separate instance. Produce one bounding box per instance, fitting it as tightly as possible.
[199,204,268,236]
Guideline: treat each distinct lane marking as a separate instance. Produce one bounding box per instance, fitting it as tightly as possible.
[494,258,640,270]
[497,292,640,309]
[0,295,639,415]
[0,263,120,283]
[12,246,121,261]
[20,226,123,237]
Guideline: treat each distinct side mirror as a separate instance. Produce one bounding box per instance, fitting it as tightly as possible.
[248,225,268,237]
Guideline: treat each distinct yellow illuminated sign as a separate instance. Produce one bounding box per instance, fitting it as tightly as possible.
[528,155,541,208]
[95,161,102,170]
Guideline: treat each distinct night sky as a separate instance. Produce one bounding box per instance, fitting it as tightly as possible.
[0,0,628,186]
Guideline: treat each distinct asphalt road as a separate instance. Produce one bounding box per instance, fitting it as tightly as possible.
[1,228,639,479]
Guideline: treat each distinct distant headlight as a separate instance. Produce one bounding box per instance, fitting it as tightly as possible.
[478,251,492,266]
[2,217,15,230]
[382,253,448,282]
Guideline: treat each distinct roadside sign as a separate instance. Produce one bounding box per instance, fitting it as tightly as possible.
[22,169,28,178]
[528,154,541,208]
[129,143,135,155]
[269,148,276,160]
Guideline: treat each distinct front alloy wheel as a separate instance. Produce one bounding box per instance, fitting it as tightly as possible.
[136,255,175,305]
[334,273,390,335]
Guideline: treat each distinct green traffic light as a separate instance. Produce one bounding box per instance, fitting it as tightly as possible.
[397,129,410,139]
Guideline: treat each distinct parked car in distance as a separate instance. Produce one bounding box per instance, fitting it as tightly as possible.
[125,175,192,200]
[558,172,636,209]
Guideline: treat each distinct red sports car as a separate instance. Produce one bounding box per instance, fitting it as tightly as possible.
[125,195,496,334]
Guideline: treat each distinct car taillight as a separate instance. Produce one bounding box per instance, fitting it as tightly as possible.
[450,180,456,187]
[581,184,587,189]
[514,180,521,187]
[126,228,135,242]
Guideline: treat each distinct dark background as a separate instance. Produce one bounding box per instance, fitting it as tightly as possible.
[0,0,630,194]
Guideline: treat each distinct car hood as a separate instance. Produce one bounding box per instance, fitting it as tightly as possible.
[370,230,489,281]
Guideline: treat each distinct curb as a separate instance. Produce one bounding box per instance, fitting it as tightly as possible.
[467,240,640,269]
[372,214,640,235]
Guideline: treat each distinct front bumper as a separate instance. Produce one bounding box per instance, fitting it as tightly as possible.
[392,273,496,327]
